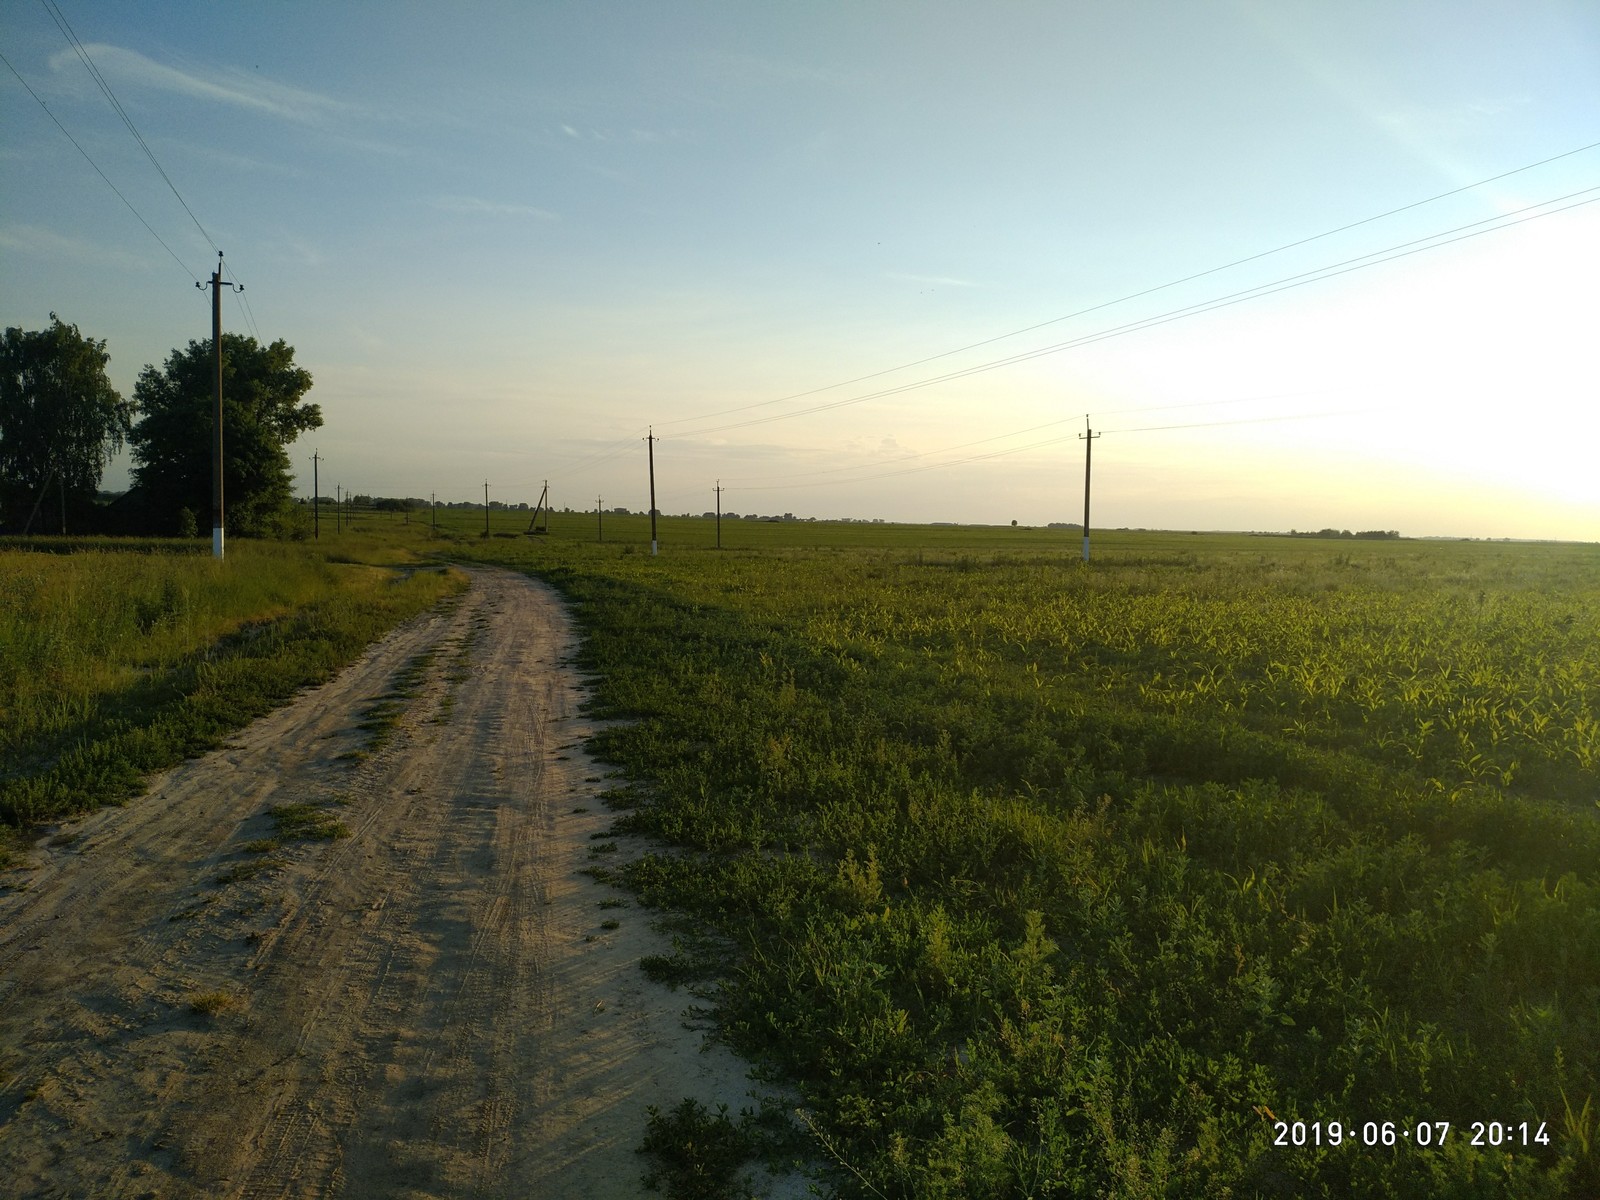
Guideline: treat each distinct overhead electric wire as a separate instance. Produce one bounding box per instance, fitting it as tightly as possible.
[40,0,219,255]
[542,427,653,482]
[716,389,1326,487]
[1,46,198,283]
[239,287,261,339]
[232,284,261,341]
[728,409,1361,492]
[544,184,1595,506]
[654,139,1600,432]
[38,1,269,337]
[667,186,1600,442]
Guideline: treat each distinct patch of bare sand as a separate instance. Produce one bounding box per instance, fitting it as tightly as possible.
[0,567,813,1199]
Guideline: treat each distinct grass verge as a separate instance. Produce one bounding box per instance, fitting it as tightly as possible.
[1,539,465,862]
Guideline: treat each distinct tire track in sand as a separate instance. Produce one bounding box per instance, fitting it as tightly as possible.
[0,567,805,1200]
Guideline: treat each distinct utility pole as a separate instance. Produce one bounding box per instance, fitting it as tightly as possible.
[645,427,658,556]
[715,481,722,550]
[431,491,436,532]
[336,483,342,533]
[195,251,242,559]
[311,450,320,540]
[21,464,55,535]
[597,495,603,543]
[1079,415,1101,563]
[484,480,490,537]
[527,481,551,534]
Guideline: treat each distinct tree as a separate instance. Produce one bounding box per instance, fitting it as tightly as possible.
[0,314,131,530]
[129,334,320,536]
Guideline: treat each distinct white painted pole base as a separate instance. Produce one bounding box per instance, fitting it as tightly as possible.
[1081,536,1090,562]
[651,540,658,556]
[213,526,225,559]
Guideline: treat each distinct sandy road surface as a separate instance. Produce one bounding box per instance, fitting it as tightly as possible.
[0,567,795,1199]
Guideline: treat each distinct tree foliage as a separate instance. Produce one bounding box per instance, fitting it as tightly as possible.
[0,314,131,524]
[129,335,320,536]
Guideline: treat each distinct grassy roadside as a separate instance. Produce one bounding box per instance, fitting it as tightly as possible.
[449,527,1600,1199]
[1,532,466,862]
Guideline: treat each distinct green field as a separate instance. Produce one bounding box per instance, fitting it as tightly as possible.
[4,512,1596,1197]
[449,517,1599,1199]
[0,527,465,851]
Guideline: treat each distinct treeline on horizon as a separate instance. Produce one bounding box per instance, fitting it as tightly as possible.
[54,490,1416,540]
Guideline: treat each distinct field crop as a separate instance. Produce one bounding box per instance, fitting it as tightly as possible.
[453,525,1600,1199]
[0,531,465,854]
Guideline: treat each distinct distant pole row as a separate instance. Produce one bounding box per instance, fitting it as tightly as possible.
[319,412,1104,558]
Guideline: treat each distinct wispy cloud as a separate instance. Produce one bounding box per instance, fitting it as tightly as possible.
[0,223,148,270]
[556,124,684,144]
[48,44,360,126]
[430,195,560,220]
[1377,95,1532,140]
[163,138,305,177]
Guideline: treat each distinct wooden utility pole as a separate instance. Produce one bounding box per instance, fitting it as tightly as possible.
[21,464,55,535]
[431,492,436,532]
[646,427,658,556]
[336,484,342,533]
[311,450,320,540]
[527,481,552,534]
[484,480,490,537]
[1079,416,1101,563]
[715,481,722,550]
[597,495,603,543]
[195,251,241,559]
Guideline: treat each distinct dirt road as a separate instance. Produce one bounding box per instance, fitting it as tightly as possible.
[0,568,788,1199]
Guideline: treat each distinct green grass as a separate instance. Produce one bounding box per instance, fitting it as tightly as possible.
[187,989,239,1016]
[638,1097,808,1199]
[1,531,466,857]
[268,802,349,842]
[447,523,1599,1199]
[8,509,1595,1195]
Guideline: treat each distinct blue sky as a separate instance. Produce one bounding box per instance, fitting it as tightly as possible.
[3,1,1597,537]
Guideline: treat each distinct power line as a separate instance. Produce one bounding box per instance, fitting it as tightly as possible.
[0,46,198,282]
[231,282,262,341]
[547,427,652,479]
[35,3,266,336]
[238,286,262,339]
[716,389,1326,487]
[668,186,1600,441]
[654,139,1600,432]
[725,409,1367,492]
[544,177,1589,501]
[40,0,219,254]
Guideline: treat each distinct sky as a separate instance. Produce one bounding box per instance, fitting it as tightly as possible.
[3,0,1598,539]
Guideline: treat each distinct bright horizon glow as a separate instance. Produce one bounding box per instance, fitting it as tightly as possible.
[3,1,1596,540]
